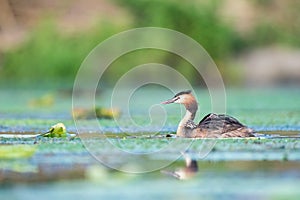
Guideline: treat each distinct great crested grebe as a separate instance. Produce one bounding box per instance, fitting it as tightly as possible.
[161,90,254,138]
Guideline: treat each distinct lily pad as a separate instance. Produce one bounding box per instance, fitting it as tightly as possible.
[42,123,68,138]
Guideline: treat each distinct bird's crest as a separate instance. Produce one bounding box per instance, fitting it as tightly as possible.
[174,90,192,97]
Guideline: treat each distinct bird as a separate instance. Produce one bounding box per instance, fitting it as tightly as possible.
[161,90,255,138]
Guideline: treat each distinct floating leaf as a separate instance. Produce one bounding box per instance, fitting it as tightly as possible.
[43,123,67,138]
[73,107,120,119]
[0,145,36,159]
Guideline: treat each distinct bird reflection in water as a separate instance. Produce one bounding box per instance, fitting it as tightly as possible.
[161,152,198,180]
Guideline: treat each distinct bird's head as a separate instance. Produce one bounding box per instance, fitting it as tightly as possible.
[161,90,198,113]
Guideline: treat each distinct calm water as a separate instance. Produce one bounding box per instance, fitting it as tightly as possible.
[1,88,300,199]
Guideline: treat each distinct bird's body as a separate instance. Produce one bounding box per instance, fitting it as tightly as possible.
[162,90,254,138]
[177,112,254,138]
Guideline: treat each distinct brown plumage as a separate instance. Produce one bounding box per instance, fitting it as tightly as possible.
[161,90,254,138]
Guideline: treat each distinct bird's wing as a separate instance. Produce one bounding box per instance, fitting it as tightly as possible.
[198,113,246,134]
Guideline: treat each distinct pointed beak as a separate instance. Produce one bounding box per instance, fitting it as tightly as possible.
[161,96,179,104]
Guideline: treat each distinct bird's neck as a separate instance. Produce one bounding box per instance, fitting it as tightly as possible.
[177,102,198,137]
[178,109,196,127]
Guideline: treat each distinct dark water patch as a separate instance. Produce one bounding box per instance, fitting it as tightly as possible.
[256,130,300,138]
[0,165,86,184]
[1,159,300,185]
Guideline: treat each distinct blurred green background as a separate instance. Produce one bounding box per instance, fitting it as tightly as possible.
[0,0,300,88]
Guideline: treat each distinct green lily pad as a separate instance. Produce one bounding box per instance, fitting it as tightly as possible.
[43,123,68,138]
